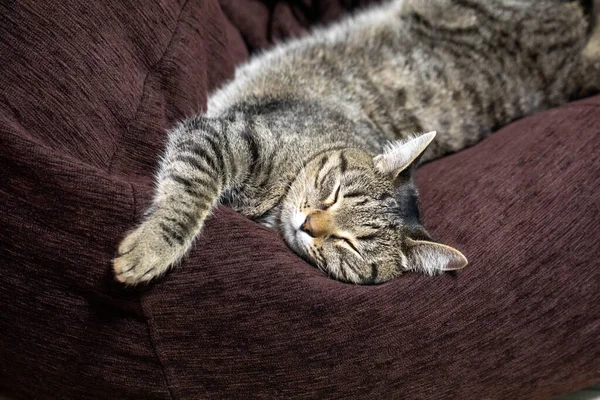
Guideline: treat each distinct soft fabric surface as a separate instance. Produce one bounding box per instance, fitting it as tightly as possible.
[0,0,598,399]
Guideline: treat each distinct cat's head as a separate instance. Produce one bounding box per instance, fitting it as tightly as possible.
[280,131,467,284]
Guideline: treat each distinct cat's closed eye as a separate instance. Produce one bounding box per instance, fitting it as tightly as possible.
[320,182,341,209]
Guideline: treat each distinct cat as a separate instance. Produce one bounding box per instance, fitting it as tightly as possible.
[113,0,600,285]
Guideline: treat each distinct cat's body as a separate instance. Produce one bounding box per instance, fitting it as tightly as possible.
[114,0,600,285]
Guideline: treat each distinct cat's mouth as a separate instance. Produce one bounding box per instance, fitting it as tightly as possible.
[281,208,313,257]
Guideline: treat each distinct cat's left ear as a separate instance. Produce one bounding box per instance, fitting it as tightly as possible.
[373,131,436,179]
[404,237,468,274]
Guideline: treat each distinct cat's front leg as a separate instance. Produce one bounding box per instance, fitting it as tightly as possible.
[114,117,250,285]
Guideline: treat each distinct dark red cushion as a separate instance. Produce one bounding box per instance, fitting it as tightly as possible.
[1,0,598,399]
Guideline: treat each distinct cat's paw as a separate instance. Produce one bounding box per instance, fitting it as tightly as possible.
[113,222,183,285]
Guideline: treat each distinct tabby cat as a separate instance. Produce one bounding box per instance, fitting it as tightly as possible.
[114,0,600,285]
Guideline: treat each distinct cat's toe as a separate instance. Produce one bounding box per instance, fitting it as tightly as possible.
[113,225,179,285]
[113,253,162,285]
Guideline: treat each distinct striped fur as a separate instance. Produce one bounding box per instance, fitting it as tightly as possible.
[114,0,600,285]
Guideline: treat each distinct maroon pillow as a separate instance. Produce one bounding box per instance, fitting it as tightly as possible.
[1,0,598,399]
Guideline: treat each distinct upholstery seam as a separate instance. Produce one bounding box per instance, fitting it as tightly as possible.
[1,110,137,188]
[141,296,179,400]
[129,182,178,400]
[122,0,193,397]
[107,0,191,175]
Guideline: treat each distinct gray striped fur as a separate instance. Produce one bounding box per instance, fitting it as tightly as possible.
[114,0,600,285]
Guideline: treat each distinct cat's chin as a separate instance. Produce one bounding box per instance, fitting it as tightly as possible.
[293,230,313,255]
[281,227,310,258]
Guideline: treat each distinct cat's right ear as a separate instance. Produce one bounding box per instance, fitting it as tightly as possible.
[373,131,436,180]
[404,237,468,275]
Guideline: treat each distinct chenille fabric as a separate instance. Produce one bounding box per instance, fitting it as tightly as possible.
[0,0,598,399]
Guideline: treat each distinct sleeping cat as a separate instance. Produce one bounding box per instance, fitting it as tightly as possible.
[114,0,600,285]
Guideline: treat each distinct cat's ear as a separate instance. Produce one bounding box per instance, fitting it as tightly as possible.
[373,131,436,179]
[404,237,468,274]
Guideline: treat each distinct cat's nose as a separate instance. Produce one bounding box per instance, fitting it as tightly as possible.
[300,213,330,238]
[300,215,315,237]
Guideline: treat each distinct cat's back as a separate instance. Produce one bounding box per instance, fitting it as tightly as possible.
[205,1,409,118]
[206,0,592,153]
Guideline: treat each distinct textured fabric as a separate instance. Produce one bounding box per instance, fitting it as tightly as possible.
[0,0,598,399]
